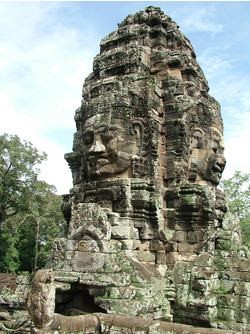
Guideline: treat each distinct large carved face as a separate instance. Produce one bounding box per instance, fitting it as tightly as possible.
[82,114,141,179]
[204,127,226,184]
[190,127,226,185]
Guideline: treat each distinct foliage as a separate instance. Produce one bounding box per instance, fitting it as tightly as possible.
[220,171,250,247]
[0,134,66,273]
[0,228,20,274]
[0,133,47,228]
[16,184,67,272]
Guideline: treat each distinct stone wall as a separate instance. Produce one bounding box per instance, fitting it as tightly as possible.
[1,6,249,334]
[47,6,249,333]
[0,273,31,333]
[26,269,246,333]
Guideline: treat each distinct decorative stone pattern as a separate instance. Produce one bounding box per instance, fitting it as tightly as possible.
[45,6,249,333]
[27,269,55,329]
[22,6,250,333]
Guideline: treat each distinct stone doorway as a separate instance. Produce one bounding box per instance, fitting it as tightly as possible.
[55,283,107,316]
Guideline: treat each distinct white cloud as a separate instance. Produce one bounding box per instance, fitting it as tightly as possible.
[0,2,102,194]
[176,6,223,34]
[223,116,250,179]
[0,2,249,193]
[198,54,231,82]
[241,91,250,110]
[38,140,73,195]
[0,90,72,194]
[196,37,250,179]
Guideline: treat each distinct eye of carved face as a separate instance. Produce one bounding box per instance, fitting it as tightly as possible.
[83,131,94,146]
[101,131,115,143]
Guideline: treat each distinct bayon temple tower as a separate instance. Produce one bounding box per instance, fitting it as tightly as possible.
[1,6,249,334]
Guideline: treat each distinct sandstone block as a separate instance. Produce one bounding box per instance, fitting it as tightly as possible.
[165,252,178,265]
[25,5,249,332]
[72,252,105,272]
[156,251,166,264]
[135,250,155,262]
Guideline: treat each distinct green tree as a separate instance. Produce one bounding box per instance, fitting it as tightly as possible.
[0,225,20,273]
[0,134,66,273]
[17,183,66,272]
[0,133,47,229]
[220,171,250,247]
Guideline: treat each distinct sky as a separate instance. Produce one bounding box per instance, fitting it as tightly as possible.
[0,1,249,194]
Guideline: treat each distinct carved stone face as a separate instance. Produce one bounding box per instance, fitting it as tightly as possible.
[190,127,226,185]
[204,127,226,185]
[82,114,140,179]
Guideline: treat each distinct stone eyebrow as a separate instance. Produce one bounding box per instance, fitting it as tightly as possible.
[95,124,125,132]
[212,132,222,142]
[82,129,93,135]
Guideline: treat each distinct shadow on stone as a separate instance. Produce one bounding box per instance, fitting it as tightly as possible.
[55,284,107,316]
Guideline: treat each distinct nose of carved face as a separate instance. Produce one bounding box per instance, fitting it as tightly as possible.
[206,153,226,185]
[89,135,106,154]
[87,136,109,168]
[213,155,226,173]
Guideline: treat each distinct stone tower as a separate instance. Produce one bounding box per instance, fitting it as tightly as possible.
[45,6,249,332]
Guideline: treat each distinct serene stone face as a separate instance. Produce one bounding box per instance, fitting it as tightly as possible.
[82,114,140,179]
[6,6,249,333]
[204,127,226,184]
[191,127,226,185]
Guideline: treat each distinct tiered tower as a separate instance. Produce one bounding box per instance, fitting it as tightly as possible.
[44,6,249,332]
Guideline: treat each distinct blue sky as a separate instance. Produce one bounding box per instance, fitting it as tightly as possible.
[0,1,249,194]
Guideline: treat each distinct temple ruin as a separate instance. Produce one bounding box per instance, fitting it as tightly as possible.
[0,6,249,334]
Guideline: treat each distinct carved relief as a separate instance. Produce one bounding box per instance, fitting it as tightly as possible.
[82,114,143,180]
[44,6,249,332]
[189,126,226,185]
[27,269,55,329]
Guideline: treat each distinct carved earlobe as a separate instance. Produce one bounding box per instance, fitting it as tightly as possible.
[191,127,204,150]
[193,127,204,141]
[130,121,143,154]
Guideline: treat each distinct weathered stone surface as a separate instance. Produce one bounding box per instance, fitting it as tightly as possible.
[28,311,248,334]
[24,5,250,333]
[0,273,31,332]
[27,269,55,329]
